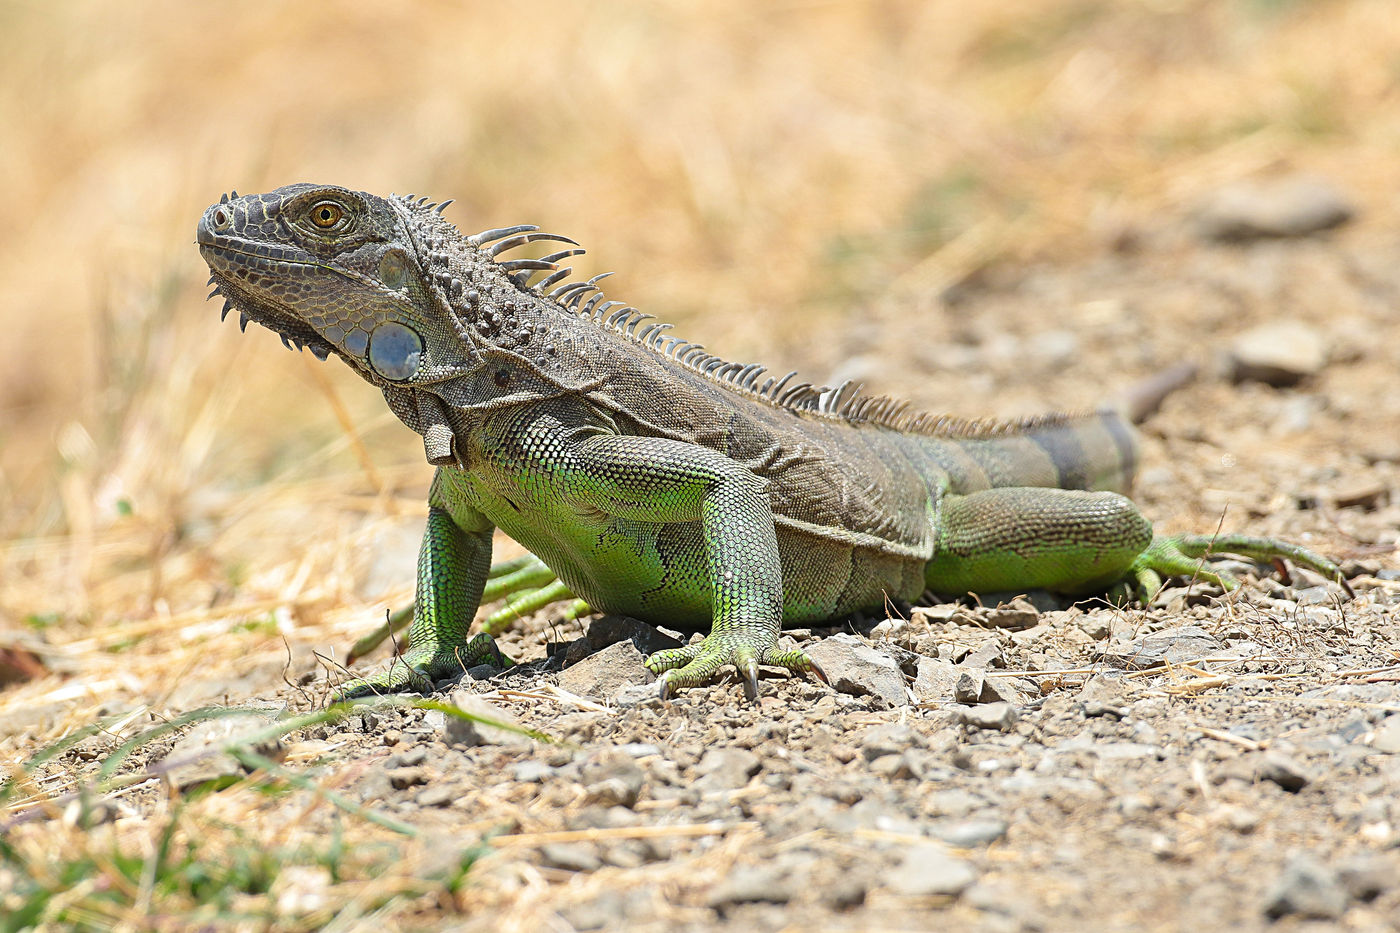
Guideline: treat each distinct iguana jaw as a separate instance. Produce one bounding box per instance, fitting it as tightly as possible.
[197,208,338,359]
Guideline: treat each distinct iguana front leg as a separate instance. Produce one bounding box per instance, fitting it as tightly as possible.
[334,501,503,700]
[924,487,1347,600]
[555,435,826,701]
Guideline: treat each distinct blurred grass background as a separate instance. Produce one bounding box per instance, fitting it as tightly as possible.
[1,0,1398,654]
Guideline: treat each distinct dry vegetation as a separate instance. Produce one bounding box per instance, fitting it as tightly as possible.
[3,1,1400,929]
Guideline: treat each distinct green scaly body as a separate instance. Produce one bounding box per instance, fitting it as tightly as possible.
[197,184,1348,701]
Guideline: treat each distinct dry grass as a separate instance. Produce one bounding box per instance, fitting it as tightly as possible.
[3,0,1399,927]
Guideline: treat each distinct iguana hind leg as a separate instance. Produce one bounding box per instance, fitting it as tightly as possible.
[925,487,1347,601]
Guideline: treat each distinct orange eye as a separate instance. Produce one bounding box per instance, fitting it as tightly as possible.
[309,201,345,229]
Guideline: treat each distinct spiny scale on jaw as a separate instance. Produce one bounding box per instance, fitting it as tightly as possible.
[399,196,1077,441]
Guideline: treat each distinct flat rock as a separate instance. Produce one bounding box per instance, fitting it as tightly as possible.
[887,844,978,897]
[694,747,761,790]
[984,598,1039,630]
[1262,854,1349,920]
[1370,714,1400,753]
[1194,174,1354,242]
[558,639,654,699]
[913,657,959,702]
[930,818,1008,847]
[1095,625,1222,670]
[581,615,684,657]
[957,702,1018,732]
[1227,320,1328,387]
[158,709,284,790]
[804,634,908,707]
[441,691,534,747]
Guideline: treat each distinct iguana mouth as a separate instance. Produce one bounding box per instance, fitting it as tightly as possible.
[197,212,337,360]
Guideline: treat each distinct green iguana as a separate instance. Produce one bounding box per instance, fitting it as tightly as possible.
[197,184,1349,702]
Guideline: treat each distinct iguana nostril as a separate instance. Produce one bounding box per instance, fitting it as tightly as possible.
[368,321,423,381]
[212,208,230,230]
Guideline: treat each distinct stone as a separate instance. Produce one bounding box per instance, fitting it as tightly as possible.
[694,747,761,790]
[416,784,456,808]
[962,640,1005,669]
[1227,320,1329,387]
[1194,174,1354,242]
[858,723,924,760]
[440,691,534,747]
[1095,625,1221,670]
[1370,715,1400,753]
[581,750,646,808]
[1262,854,1349,920]
[706,865,796,907]
[158,709,284,790]
[1256,752,1312,792]
[804,634,909,707]
[582,615,685,657]
[984,598,1039,630]
[957,702,1018,732]
[887,844,978,897]
[913,657,959,702]
[931,818,1008,847]
[540,842,602,872]
[558,639,654,699]
[954,669,984,704]
[1335,852,1390,902]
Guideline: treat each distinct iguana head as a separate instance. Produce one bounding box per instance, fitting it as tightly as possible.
[197,183,481,386]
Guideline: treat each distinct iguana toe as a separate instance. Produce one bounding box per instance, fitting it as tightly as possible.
[330,633,508,703]
[646,638,827,701]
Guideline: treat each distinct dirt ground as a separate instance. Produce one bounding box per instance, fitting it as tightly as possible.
[3,3,1400,931]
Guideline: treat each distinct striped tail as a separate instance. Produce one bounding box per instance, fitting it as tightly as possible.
[926,409,1139,496]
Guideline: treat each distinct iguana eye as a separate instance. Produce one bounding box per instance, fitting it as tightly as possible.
[368,322,423,381]
[309,201,346,229]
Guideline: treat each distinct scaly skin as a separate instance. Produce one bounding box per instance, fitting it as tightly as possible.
[197,184,1350,703]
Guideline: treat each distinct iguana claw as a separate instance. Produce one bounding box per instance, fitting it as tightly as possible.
[331,633,508,703]
[648,637,827,702]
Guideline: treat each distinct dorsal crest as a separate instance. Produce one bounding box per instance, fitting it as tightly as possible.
[404,197,1076,440]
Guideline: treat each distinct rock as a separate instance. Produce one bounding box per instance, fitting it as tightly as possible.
[887,844,978,897]
[962,640,1005,670]
[1227,320,1328,387]
[858,723,924,760]
[1332,481,1389,511]
[1095,625,1221,670]
[582,615,684,657]
[1194,174,1354,242]
[440,691,534,747]
[1335,852,1390,902]
[558,639,654,699]
[540,842,602,872]
[158,709,284,790]
[694,747,761,790]
[581,750,646,808]
[931,818,1008,847]
[416,784,457,807]
[1370,715,1400,753]
[706,865,795,907]
[913,657,959,702]
[984,598,1039,630]
[386,766,427,789]
[804,634,909,707]
[957,702,1018,732]
[1256,752,1313,792]
[510,760,553,783]
[954,670,985,704]
[1262,854,1349,920]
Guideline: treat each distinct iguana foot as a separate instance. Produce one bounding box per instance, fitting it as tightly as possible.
[332,633,508,702]
[1128,533,1352,602]
[645,636,828,702]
